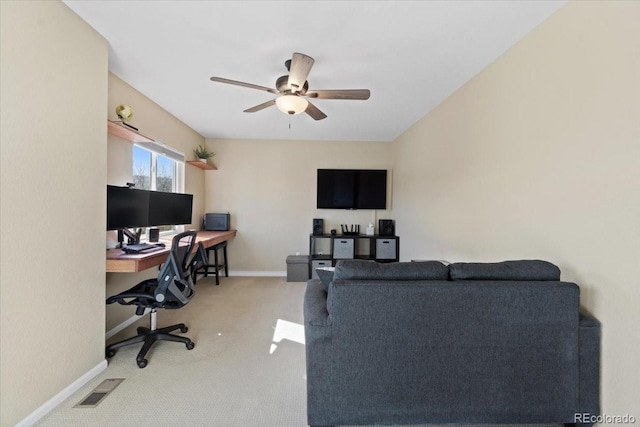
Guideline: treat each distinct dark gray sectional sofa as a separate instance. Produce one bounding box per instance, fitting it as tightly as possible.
[304,259,600,427]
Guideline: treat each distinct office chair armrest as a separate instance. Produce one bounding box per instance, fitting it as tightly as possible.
[106,293,157,305]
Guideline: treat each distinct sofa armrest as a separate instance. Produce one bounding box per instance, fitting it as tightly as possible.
[304,279,335,426]
[304,279,330,326]
[578,311,601,416]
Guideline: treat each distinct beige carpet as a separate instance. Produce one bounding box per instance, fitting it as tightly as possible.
[37,276,308,426]
[36,276,561,427]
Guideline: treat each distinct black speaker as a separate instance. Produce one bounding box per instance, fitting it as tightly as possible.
[313,218,324,235]
[148,227,159,243]
[379,219,395,236]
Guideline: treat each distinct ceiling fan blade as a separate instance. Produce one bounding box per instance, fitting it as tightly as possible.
[210,77,278,94]
[288,53,314,92]
[305,101,327,121]
[305,89,371,100]
[243,99,276,113]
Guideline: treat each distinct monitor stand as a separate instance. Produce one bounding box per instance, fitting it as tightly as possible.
[117,228,142,247]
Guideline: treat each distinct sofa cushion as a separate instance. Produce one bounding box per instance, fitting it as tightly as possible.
[316,267,335,291]
[333,259,449,281]
[449,260,560,281]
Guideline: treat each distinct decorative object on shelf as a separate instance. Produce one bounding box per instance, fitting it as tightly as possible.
[193,145,215,163]
[115,104,138,131]
[116,104,133,121]
[366,223,375,236]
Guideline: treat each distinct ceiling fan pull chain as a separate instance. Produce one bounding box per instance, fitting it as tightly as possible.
[288,115,291,129]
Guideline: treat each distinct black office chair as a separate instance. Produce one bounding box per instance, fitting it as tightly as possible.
[106,230,208,368]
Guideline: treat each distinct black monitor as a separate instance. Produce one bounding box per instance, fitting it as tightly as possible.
[107,186,150,230]
[149,191,193,226]
[107,185,193,230]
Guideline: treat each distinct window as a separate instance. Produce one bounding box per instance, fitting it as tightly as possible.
[132,143,185,234]
[133,145,179,192]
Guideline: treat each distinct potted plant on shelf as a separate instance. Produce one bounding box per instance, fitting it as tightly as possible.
[194,145,215,163]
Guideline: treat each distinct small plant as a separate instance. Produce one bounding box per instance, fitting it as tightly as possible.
[194,145,215,160]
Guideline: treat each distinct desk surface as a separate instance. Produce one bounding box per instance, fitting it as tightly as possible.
[106,229,237,273]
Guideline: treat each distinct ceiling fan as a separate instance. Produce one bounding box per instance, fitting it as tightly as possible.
[209,52,370,121]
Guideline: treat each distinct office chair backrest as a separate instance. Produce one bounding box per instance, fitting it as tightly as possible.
[154,230,198,307]
[172,230,197,273]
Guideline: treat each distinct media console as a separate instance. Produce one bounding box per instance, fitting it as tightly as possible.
[309,234,400,279]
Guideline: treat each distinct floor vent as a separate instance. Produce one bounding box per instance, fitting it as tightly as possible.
[74,378,124,408]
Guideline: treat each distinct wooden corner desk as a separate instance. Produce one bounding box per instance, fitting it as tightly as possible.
[106,230,237,273]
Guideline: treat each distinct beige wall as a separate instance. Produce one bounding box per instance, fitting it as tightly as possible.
[393,0,640,415]
[105,73,207,331]
[0,1,108,425]
[204,138,394,272]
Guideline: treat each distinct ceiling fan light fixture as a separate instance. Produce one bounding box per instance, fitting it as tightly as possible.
[275,94,308,115]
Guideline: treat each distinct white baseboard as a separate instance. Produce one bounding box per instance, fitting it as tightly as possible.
[228,270,286,277]
[105,309,150,340]
[16,359,107,427]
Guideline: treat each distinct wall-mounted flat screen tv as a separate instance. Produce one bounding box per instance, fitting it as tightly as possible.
[317,169,387,210]
[107,185,193,230]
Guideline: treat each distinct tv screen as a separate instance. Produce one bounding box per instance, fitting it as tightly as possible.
[317,169,387,209]
[107,186,193,230]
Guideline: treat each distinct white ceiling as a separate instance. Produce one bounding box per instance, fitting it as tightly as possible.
[64,1,565,142]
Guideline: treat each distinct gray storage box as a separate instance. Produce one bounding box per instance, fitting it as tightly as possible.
[286,255,309,282]
[311,259,332,279]
[333,238,355,259]
[376,238,397,260]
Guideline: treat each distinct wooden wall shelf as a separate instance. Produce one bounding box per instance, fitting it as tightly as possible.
[107,121,154,143]
[187,160,217,170]
[108,120,216,170]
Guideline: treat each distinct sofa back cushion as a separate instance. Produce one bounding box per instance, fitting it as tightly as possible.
[313,278,580,425]
[449,260,561,281]
[333,259,449,281]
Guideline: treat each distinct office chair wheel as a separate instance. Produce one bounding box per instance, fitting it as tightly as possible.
[186,341,195,350]
[106,349,116,358]
[137,358,148,369]
[180,326,189,333]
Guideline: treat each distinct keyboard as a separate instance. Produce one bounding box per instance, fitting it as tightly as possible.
[123,243,162,254]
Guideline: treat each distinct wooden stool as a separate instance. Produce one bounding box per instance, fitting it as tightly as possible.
[200,241,228,285]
